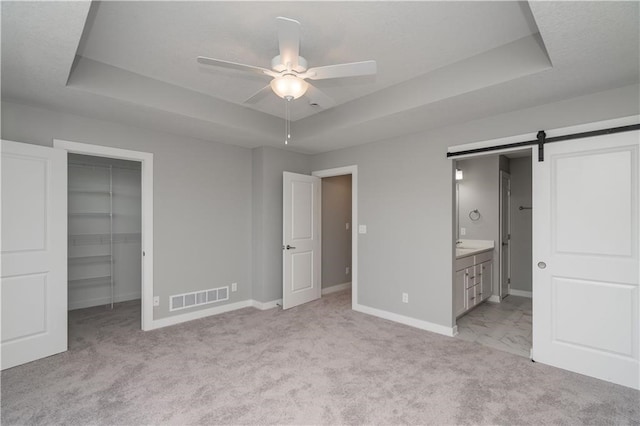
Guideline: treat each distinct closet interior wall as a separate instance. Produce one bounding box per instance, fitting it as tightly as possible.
[67,153,142,310]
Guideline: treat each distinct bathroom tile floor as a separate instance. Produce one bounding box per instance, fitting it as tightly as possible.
[455,295,532,358]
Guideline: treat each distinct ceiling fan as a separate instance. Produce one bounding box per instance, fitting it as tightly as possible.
[196,16,377,108]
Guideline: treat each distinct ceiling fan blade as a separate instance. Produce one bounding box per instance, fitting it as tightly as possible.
[197,56,275,77]
[304,60,377,80]
[244,85,273,104]
[276,17,300,69]
[305,83,336,109]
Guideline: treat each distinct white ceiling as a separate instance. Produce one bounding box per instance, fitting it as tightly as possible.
[2,1,638,154]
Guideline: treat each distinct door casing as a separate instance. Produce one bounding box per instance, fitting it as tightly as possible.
[499,171,511,299]
[53,139,154,331]
[312,166,359,309]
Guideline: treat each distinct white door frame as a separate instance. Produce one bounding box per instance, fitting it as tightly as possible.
[53,139,154,331]
[312,165,358,309]
[499,170,511,299]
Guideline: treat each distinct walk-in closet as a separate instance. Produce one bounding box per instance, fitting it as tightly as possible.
[67,154,142,313]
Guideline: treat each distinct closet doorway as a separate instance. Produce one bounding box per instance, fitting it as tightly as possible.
[67,154,141,314]
[54,140,154,331]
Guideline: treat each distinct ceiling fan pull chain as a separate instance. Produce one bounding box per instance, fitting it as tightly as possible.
[284,97,291,145]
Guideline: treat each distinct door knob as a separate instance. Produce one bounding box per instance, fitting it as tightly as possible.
[284,244,296,250]
[537,261,547,269]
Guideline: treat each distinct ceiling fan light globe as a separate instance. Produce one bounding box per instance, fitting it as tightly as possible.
[270,75,308,99]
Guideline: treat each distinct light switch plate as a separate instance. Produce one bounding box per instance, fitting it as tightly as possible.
[359,225,367,234]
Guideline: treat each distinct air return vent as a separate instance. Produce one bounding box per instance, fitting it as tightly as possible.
[170,286,230,311]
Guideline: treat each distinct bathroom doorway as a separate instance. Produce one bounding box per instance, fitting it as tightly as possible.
[453,151,533,358]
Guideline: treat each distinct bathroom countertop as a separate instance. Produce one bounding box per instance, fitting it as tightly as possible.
[455,239,495,259]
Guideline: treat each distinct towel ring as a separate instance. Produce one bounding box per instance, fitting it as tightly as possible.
[469,209,481,221]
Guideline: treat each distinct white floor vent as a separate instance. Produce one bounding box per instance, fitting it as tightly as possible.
[170,286,229,311]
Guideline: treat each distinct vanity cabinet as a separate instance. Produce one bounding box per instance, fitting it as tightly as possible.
[455,250,493,317]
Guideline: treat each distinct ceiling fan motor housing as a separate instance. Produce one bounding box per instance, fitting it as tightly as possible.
[271,55,308,73]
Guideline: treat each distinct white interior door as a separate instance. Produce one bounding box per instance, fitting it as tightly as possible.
[500,171,511,299]
[533,131,639,389]
[1,140,68,370]
[282,172,321,309]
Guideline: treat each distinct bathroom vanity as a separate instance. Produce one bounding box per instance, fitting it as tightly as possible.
[454,240,494,317]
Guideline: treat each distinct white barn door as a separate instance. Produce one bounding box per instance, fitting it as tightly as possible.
[1,140,68,369]
[282,172,321,309]
[533,131,639,389]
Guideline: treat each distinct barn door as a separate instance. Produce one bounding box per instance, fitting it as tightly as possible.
[532,131,639,389]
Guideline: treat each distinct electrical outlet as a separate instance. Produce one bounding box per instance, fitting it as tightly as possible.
[231,282,237,292]
[153,296,160,307]
[346,266,350,275]
[460,227,466,236]
[402,293,408,303]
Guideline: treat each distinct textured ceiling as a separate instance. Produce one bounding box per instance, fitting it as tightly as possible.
[1,1,638,153]
[76,1,540,120]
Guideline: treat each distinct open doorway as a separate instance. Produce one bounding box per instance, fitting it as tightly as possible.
[312,165,359,309]
[53,139,154,330]
[320,175,352,302]
[67,153,143,336]
[453,151,533,358]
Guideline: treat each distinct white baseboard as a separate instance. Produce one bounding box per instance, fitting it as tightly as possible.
[510,289,532,298]
[150,300,253,330]
[149,298,285,330]
[149,296,458,338]
[68,292,141,311]
[353,303,457,337]
[488,295,501,303]
[251,299,282,310]
[322,282,351,295]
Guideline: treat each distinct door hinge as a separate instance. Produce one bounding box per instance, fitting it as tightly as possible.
[143,251,146,256]
[508,278,511,284]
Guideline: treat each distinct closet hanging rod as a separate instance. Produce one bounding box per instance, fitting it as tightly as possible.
[68,162,140,172]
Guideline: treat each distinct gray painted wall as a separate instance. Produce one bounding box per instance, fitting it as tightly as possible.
[509,157,533,292]
[499,155,511,174]
[310,85,638,329]
[321,175,352,288]
[457,156,499,241]
[2,83,637,330]
[2,100,253,320]
[456,155,500,296]
[251,146,311,303]
[311,133,455,326]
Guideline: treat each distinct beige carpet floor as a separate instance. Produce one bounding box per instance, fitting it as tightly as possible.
[1,290,638,425]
